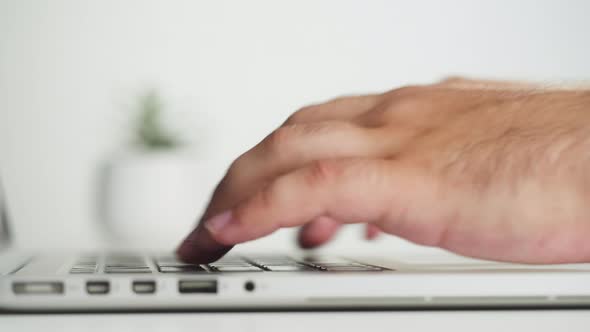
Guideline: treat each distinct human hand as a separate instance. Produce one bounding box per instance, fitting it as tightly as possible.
[177,78,590,264]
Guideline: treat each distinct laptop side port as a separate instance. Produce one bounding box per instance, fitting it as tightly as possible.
[244,281,255,292]
[86,281,109,295]
[132,280,156,294]
[178,280,217,294]
[13,282,64,295]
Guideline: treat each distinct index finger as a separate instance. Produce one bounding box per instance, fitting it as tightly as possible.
[176,180,236,263]
[176,223,232,264]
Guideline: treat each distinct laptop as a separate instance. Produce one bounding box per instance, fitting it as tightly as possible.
[1,178,590,312]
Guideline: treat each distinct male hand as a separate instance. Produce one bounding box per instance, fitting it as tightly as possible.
[177,78,590,264]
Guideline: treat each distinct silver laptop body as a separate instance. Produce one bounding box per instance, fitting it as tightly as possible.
[1,178,590,312]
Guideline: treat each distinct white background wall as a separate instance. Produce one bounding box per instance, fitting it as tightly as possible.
[1,0,590,252]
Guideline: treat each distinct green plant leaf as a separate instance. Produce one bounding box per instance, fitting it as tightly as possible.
[134,90,181,150]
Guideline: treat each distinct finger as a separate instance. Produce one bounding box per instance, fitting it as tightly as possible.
[201,159,446,246]
[297,216,342,249]
[298,219,382,248]
[365,223,381,240]
[230,122,392,190]
[284,94,382,126]
[177,223,232,264]
[176,175,239,263]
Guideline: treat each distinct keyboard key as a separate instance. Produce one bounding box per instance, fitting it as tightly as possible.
[69,269,96,274]
[105,267,152,274]
[323,266,382,272]
[105,265,151,269]
[264,265,313,272]
[210,260,251,264]
[154,256,186,265]
[310,262,365,267]
[302,256,350,264]
[209,263,252,268]
[158,266,208,273]
[249,257,296,265]
[105,264,150,269]
[70,256,99,274]
[213,266,263,272]
[157,263,199,268]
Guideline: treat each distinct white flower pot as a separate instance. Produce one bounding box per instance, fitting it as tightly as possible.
[98,151,205,250]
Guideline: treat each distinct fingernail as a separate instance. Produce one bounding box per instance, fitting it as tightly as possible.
[204,210,234,235]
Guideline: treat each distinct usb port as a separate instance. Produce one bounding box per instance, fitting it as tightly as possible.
[13,282,64,295]
[178,279,217,294]
[86,281,109,295]
[132,280,156,294]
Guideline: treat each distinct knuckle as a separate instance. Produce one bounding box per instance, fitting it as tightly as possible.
[304,159,343,187]
[265,126,296,154]
[284,113,301,126]
[387,93,431,114]
[233,185,275,224]
[224,154,249,189]
[256,184,276,210]
[285,105,319,124]
[359,86,432,127]
[298,121,352,136]
[385,85,426,99]
[226,155,245,178]
[327,96,353,105]
[357,104,390,127]
[265,122,345,156]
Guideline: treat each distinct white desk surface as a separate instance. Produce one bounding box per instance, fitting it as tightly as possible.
[0,310,588,332]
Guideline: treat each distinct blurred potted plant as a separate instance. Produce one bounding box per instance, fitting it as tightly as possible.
[134,90,182,151]
[99,90,201,249]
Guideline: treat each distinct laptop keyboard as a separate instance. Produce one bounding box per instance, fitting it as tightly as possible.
[69,253,387,274]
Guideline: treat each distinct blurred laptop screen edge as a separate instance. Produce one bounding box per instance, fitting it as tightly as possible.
[0,177,12,248]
